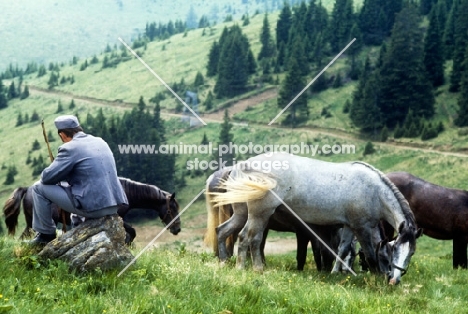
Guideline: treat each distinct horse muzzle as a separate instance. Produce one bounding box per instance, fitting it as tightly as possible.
[170,225,181,235]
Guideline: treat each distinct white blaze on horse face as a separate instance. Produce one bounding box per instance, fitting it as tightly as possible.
[392,241,410,281]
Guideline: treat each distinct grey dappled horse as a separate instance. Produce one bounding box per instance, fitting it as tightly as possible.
[210,153,421,285]
[205,166,344,271]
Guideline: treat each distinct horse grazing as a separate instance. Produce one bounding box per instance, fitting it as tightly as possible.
[387,171,468,269]
[210,153,421,285]
[205,166,344,271]
[3,177,181,243]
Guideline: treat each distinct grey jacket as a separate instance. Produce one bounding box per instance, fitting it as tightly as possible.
[41,132,128,212]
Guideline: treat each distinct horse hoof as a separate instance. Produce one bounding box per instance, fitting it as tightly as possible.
[253,267,264,273]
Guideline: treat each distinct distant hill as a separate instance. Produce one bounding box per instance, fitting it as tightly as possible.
[0,0,293,70]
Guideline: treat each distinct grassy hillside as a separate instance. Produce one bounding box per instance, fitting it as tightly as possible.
[1,3,468,312]
[1,234,468,313]
[2,6,468,232]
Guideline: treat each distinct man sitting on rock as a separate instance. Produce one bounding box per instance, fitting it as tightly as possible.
[29,115,128,245]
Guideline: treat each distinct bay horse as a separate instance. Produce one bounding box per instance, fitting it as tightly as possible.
[210,153,421,285]
[3,177,181,243]
[204,166,344,271]
[387,171,468,269]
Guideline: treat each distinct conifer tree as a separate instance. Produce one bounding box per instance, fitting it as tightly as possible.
[217,110,235,167]
[442,0,458,60]
[378,4,434,127]
[0,80,8,109]
[276,3,292,49]
[8,81,17,99]
[348,23,364,80]
[206,41,220,77]
[278,57,308,127]
[424,7,445,87]
[194,71,205,87]
[20,85,29,99]
[359,0,387,45]
[454,46,468,127]
[16,112,23,127]
[329,0,354,53]
[449,0,468,92]
[258,14,275,60]
[214,25,254,98]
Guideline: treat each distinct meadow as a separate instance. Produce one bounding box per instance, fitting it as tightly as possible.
[1,232,468,313]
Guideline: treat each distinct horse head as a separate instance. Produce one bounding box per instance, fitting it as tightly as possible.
[160,192,181,235]
[388,222,422,285]
[375,238,393,275]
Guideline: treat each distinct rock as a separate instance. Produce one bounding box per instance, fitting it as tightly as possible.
[38,214,134,272]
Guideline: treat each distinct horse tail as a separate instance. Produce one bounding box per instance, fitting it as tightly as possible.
[204,173,220,253]
[352,161,415,228]
[210,169,277,207]
[3,187,28,236]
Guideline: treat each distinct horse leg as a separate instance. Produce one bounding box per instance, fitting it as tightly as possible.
[332,226,354,273]
[216,203,248,263]
[237,209,273,272]
[260,228,269,266]
[453,237,468,269]
[354,226,379,273]
[321,227,340,272]
[296,230,310,271]
[123,222,136,244]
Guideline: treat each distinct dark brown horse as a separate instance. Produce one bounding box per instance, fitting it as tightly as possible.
[387,171,468,269]
[3,177,181,243]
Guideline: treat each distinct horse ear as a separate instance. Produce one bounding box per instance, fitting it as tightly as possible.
[170,192,176,200]
[398,221,405,233]
[416,228,423,239]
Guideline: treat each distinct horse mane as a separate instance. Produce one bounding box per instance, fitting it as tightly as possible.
[118,177,169,202]
[351,162,416,228]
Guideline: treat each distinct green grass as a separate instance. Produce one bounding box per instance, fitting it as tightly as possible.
[1,233,467,313]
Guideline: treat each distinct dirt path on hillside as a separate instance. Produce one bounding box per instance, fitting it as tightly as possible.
[27,85,468,158]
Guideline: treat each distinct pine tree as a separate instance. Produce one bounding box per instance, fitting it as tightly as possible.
[329,0,354,53]
[359,0,387,45]
[420,0,437,15]
[206,41,220,77]
[258,14,275,60]
[16,113,23,127]
[424,7,445,87]
[449,0,468,92]
[348,23,364,80]
[276,3,292,49]
[214,25,253,98]
[454,46,468,127]
[278,57,308,127]
[443,0,458,60]
[8,81,17,99]
[217,110,235,167]
[56,101,64,113]
[378,4,435,127]
[0,80,8,109]
[20,85,29,99]
[4,166,18,185]
[194,71,205,87]
[69,99,76,109]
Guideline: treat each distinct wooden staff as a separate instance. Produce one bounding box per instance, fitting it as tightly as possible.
[41,119,68,233]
